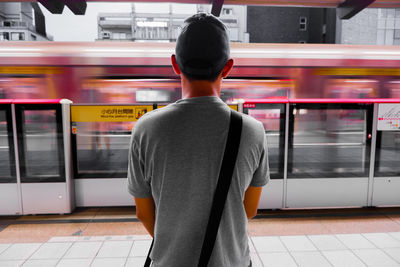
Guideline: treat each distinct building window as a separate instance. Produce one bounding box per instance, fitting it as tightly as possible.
[0,32,10,41]
[3,21,11,27]
[299,17,307,31]
[11,32,24,41]
[223,8,232,15]
[101,32,111,39]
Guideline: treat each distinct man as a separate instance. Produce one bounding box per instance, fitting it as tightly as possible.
[127,13,269,266]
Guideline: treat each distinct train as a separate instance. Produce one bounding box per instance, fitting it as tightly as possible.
[1,42,400,103]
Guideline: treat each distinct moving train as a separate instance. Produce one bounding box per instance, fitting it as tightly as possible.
[0,43,400,215]
[1,42,400,102]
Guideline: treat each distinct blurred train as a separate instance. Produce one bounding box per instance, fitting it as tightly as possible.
[1,42,400,103]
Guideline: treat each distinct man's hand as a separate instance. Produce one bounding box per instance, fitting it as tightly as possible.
[243,186,262,220]
[135,196,156,237]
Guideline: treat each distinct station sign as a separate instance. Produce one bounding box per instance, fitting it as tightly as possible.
[71,105,153,122]
[378,104,400,131]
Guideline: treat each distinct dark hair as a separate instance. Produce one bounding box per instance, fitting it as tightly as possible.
[175,13,230,82]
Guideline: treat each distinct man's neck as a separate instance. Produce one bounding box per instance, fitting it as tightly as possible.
[181,77,221,99]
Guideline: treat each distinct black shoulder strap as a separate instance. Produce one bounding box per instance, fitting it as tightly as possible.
[144,110,243,267]
[197,110,243,267]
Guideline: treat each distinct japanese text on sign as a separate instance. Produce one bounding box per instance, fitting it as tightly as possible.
[71,105,153,122]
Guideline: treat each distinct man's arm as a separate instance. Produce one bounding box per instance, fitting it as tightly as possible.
[135,196,155,237]
[243,186,262,220]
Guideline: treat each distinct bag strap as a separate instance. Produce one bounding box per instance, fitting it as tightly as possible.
[197,110,243,267]
[144,110,243,267]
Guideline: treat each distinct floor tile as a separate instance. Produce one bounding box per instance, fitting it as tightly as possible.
[251,236,287,252]
[125,257,146,266]
[308,235,347,251]
[248,238,255,253]
[56,258,93,267]
[322,250,366,267]
[29,243,72,260]
[335,234,375,249]
[291,251,331,267]
[129,240,152,257]
[383,248,400,263]
[259,252,297,267]
[48,237,79,243]
[250,253,263,267]
[0,244,11,254]
[90,258,126,267]
[63,242,102,259]
[0,243,42,260]
[96,241,133,258]
[22,259,58,267]
[389,232,400,242]
[0,260,25,267]
[353,249,399,267]
[280,235,317,251]
[363,233,400,248]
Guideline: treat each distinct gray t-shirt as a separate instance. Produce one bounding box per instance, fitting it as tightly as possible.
[127,96,269,267]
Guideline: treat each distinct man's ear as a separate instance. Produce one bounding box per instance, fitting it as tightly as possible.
[171,55,181,75]
[221,59,234,79]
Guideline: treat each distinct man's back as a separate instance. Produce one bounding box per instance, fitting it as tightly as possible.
[128,96,269,266]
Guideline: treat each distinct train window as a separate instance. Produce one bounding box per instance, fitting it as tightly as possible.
[288,103,373,178]
[74,121,136,178]
[375,132,400,177]
[324,79,378,99]
[221,79,293,101]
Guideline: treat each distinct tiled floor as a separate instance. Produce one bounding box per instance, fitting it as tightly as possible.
[1,208,400,266]
[0,232,399,267]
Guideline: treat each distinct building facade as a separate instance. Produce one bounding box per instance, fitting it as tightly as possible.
[0,2,52,41]
[340,8,400,45]
[97,4,247,42]
[247,6,337,44]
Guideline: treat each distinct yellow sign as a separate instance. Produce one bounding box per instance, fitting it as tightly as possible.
[71,105,153,122]
[0,66,63,75]
[229,104,238,111]
[314,68,400,76]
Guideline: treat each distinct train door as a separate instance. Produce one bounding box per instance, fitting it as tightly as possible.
[372,102,400,206]
[243,100,287,209]
[286,100,374,208]
[0,100,21,215]
[14,99,74,214]
[71,104,153,207]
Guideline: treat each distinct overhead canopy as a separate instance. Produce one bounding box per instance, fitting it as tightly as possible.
[2,0,400,8]
[3,0,400,18]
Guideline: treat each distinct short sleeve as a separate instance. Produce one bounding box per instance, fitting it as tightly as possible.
[127,136,152,198]
[249,130,270,187]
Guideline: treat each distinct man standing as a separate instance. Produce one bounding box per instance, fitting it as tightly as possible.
[127,13,269,266]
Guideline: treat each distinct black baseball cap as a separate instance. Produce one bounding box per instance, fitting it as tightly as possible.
[175,13,230,77]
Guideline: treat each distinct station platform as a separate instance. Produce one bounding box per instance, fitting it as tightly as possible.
[0,208,400,267]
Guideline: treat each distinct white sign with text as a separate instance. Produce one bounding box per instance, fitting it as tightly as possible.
[378,104,400,131]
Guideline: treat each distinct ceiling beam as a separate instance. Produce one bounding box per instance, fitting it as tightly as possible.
[211,0,224,17]
[64,0,87,15]
[37,0,64,14]
[337,0,376,19]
